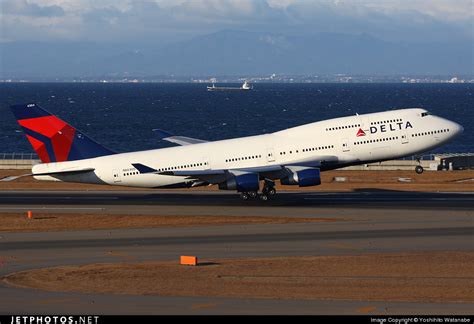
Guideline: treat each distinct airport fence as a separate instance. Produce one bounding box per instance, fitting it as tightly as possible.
[0,153,453,161]
[0,152,38,160]
[0,152,472,170]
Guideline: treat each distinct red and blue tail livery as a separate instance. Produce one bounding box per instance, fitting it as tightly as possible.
[10,103,115,163]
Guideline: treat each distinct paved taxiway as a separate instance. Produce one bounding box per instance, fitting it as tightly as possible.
[0,190,473,314]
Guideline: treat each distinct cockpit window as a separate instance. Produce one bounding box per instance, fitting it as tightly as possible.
[421,112,430,117]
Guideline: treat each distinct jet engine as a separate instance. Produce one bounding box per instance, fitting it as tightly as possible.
[280,168,321,187]
[218,173,260,192]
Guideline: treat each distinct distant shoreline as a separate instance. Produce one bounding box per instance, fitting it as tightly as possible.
[1,80,474,84]
[1,73,473,84]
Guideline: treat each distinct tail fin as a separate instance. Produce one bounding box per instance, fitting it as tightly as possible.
[10,103,115,163]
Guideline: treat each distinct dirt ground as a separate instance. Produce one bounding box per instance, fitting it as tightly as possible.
[0,213,339,232]
[0,170,473,192]
[4,252,473,303]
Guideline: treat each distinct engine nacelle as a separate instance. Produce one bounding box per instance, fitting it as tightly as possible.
[280,168,321,187]
[218,173,260,192]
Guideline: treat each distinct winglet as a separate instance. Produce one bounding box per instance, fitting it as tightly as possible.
[152,129,208,146]
[132,163,157,174]
[152,129,174,139]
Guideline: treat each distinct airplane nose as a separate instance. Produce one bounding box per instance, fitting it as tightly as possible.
[452,121,464,136]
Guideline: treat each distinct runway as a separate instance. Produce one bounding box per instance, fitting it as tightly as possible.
[0,190,473,314]
[0,190,473,216]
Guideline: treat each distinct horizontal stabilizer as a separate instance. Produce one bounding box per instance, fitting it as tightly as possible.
[33,168,95,176]
[1,167,95,181]
[132,163,157,174]
[0,174,32,182]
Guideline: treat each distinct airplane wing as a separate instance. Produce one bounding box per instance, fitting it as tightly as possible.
[132,163,281,186]
[132,163,282,177]
[153,129,208,146]
[132,155,337,185]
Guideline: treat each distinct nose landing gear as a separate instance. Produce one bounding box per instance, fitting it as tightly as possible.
[415,157,424,174]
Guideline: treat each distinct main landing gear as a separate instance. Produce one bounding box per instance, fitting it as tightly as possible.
[239,180,276,201]
[415,156,424,174]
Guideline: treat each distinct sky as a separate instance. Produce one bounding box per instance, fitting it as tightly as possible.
[1,0,473,44]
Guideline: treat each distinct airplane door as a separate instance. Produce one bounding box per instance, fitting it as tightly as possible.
[113,169,121,183]
[203,157,211,170]
[266,148,275,162]
[401,133,409,144]
[342,139,350,152]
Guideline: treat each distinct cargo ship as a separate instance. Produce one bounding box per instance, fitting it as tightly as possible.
[207,81,252,91]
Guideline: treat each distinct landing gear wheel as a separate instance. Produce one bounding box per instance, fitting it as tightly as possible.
[248,191,258,198]
[415,165,424,174]
[240,192,250,200]
[259,194,268,201]
[262,179,276,197]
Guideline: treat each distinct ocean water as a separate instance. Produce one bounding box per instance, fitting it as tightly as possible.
[0,83,472,154]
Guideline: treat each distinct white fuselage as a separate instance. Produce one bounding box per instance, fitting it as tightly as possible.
[33,108,463,188]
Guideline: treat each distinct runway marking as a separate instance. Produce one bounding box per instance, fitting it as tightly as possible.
[303,197,472,201]
[325,242,361,251]
[191,303,217,310]
[35,298,79,305]
[0,207,104,211]
[356,306,377,314]
[0,197,119,200]
[106,251,137,261]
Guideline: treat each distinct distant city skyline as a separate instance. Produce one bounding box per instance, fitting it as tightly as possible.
[1,1,473,78]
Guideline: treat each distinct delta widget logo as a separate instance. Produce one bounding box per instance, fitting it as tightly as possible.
[356,128,366,137]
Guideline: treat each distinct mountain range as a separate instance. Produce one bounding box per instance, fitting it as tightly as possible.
[1,30,472,78]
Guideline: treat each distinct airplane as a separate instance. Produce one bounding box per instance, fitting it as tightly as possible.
[9,103,463,201]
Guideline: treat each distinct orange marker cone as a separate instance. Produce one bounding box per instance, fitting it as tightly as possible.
[27,210,33,219]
